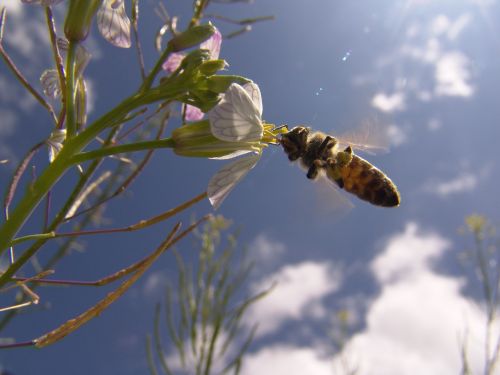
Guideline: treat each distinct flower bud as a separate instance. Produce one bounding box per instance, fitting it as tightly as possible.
[199,59,227,76]
[180,49,210,71]
[75,77,87,130]
[206,75,251,94]
[172,121,258,158]
[183,90,220,113]
[168,23,216,52]
[64,0,101,42]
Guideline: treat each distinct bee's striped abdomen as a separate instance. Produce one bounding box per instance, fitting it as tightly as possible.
[339,155,400,207]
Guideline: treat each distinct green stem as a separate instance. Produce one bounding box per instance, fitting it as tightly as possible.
[10,232,56,246]
[70,138,175,164]
[190,0,209,27]
[65,40,77,138]
[0,94,139,258]
[141,45,173,92]
[0,132,118,327]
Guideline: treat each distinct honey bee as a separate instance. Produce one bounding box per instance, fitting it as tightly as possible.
[279,126,400,207]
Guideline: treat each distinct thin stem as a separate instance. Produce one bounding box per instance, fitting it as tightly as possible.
[0,130,119,330]
[10,232,56,246]
[3,190,206,256]
[0,8,6,42]
[190,0,210,27]
[66,116,168,221]
[0,93,141,276]
[4,142,44,214]
[70,138,175,164]
[141,44,173,91]
[53,191,207,238]
[131,0,146,81]
[146,335,160,375]
[45,6,66,126]
[205,14,275,26]
[116,103,169,142]
[0,41,196,285]
[65,40,77,138]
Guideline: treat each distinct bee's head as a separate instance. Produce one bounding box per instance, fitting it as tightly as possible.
[279,126,310,161]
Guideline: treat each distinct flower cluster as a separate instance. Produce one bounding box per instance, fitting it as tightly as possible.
[173,82,286,209]
[163,27,223,121]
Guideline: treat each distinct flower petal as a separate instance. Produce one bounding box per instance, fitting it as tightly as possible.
[97,0,131,48]
[207,153,260,209]
[242,82,262,117]
[200,27,222,60]
[162,52,185,73]
[47,129,66,162]
[74,45,92,76]
[40,69,61,99]
[185,105,204,121]
[56,40,92,77]
[209,149,254,160]
[208,83,263,142]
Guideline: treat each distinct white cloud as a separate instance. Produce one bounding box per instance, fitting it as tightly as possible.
[246,261,342,337]
[0,0,22,14]
[431,14,471,41]
[366,13,476,113]
[371,92,406,113]
[241,223,500,375]
[242,345,333,375]
[164,327,234,374]
[371,222,449,284]
[385,124,408,147]
[142,270,168,298]
[249,233,286,264]
[446,14,471,41]
[427,118,442,131]
[405,15,475,99]
[425,172,478,197]
[331,223,498,375]
[434,51,474,97]
[1,7,50,60]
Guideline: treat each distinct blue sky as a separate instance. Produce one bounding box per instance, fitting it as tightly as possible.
[1,0,500,374]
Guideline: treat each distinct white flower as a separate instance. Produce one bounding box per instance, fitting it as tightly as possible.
[206,82,265,209]
[97,0,131,48]
[209,82,263,142]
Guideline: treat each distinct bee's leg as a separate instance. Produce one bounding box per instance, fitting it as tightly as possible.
[307,159,326,179]
[317,135,337,159]
[325,159,345,188]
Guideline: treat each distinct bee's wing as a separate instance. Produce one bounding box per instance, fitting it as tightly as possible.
[317,175,355,215]
[208,153,260,210]
[334,121,389,155]
[337,139,388,155]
